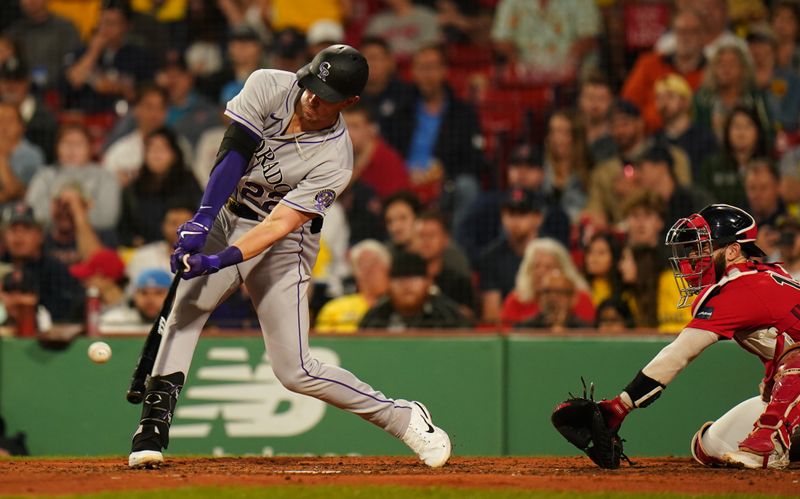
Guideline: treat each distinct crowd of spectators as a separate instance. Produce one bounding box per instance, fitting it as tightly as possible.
[2,0,800,337]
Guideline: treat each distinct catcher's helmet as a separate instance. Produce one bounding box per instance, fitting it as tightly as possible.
[296,45,369,103]
[665,204,766,307]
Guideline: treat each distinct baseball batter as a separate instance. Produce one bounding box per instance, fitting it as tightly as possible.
[593,204,800,469]
[127,45,451,469]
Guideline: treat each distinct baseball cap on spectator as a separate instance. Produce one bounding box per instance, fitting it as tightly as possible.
[390,252,428,278]
[501,188,544,213]
[635,144,674,171]
[654,74,692,99]
[612,99,641,118]
[2,268,37,294]
[307,20,345,46]
[228,25,261,43]
[274,28,308,59]
[508,143,543,168]
[135,269,172,290]
[0,57,27,81]
[746,23,778,47]
[3,202,38,227]
[69,249,126,282]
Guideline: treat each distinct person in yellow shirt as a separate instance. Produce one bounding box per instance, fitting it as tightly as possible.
[583,232,623,307]
[315,239,391,333]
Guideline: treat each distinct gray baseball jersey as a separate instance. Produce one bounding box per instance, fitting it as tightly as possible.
[148,69,413,443]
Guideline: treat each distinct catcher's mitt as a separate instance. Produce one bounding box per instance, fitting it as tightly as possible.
[551,379,630,469]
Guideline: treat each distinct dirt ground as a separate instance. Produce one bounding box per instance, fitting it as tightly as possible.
[1,456,798,496]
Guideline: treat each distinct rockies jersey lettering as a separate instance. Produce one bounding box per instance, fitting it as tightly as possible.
[224,69,353,220]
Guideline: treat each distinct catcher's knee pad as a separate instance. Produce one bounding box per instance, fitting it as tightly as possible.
[691,421,725,467]
[137,372,185,449]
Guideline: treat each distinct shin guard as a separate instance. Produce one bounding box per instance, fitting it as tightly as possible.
[131,372,185,452]
[739,349,800,457]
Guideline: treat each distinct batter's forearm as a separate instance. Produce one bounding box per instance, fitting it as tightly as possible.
[231,204,313,260]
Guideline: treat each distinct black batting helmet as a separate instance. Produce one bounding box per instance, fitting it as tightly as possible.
[296,45,369,103]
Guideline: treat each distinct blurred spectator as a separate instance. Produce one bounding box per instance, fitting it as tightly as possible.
[515,269,591,330]
[747,24,800,133]
[745,158,784,223]
[389,45,484,227]
[583,232,623,308]
[0,266,52,335]
[382,190,469,273]
[0,57,58,162]
[458,144,571,264]
[1,202,83,322]
[655,0,748,60]
[359,251,471,330]
[778,142,800,205]
[198,25,264,104]
[542,110,590,222]
[192,116,226,188]
[4,0,81,89]
[500,238,595,325]
[101,268,171,331]
[0,102,44,206]
[476,188,546,323]
[306,19,345,56]
[633,145,710,232]
[41,185,106,268]
[364,0,440,66]
[156,54,221,147]
[119,128,202,247]
[63,0,154,111]
[653,74,718,178]
[623,191,666,249]
[622,9,706,133]
[103,85,190,186]
[358,36,414,152]
[26,124,120,231]
[585,100,691,225]
[69,248,127,312]
[595,298,635,332]
[700,105,771,208]
[342,104,409,198]
[577,72,616,163]
[316,240,391,333]
[692,43,772,143]
[744,159,785,257]
[0,36,16,65]
[129,0,187,54]
[268,28,309,73]
[619,243,689,333]
[410,210,474,315]
[265,0,347,33]
[125,201,192,286]
[491,0,600,84]
[772,1,800,74]
[775,213,800,278]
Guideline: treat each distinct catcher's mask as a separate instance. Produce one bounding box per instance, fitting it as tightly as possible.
[665,204,765,308]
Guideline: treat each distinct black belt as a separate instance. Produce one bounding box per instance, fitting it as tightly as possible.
[226,198,261,221]
[226,197,324,234]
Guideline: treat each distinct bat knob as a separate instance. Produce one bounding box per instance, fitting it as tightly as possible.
[126,390,144,404]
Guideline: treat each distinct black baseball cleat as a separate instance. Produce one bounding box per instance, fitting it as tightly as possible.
[128,425,164,469]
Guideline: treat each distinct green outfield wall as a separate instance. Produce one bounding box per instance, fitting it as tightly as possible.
[0,334,763,457]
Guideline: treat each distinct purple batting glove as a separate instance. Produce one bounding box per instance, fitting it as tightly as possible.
[170,247,188,274]
[175,213,213,253]
[180,246,244,280]
[180,253,222,279]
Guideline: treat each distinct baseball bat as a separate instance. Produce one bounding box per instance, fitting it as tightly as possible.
[126,268,183,404]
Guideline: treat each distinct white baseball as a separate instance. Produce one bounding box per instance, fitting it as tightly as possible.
[88,341,112,364]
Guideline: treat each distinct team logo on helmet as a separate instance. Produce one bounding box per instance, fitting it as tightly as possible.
[314,189,336,211]
[318,62,332,82]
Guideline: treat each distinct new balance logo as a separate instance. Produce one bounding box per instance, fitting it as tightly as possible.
[171,346,339,438]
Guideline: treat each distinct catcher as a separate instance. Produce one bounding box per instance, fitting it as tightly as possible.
[553,204,800,469]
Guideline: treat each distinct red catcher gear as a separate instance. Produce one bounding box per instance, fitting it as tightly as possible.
[666,204,766,308]
[691,421,725,467]
[738,348,800,462]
